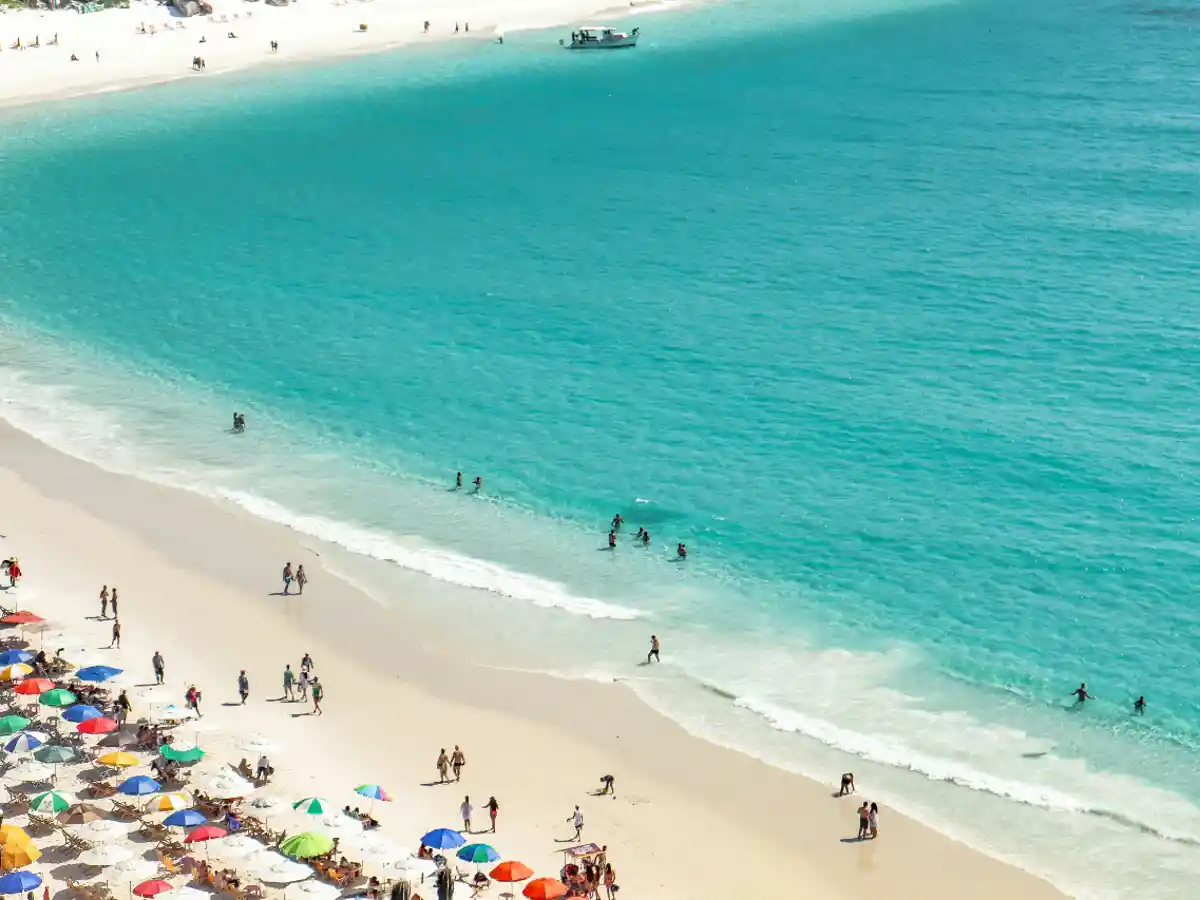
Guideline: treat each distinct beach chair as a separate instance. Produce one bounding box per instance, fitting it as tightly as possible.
[138,819,169,842]
[87,781,117,799]
[112,800,142,820]
[63,831,94,854]
[157,838,186,858]
[26,812,58,835]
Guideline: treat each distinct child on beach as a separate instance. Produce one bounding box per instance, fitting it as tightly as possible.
[857,802,870,839]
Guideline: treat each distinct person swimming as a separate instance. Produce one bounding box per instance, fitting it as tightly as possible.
[1134,695,1146,715]
[1070,683,1094,705]
[232,412,246,432]
[677,542,687,559]
[641,529,650,546]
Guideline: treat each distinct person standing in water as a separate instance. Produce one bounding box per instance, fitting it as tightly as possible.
[608,530,617,550]
[455,471,463,489]
[677,542,688,559]
[647,635,660,664]
[1134,695,1146,715]
[611,513,623,532]
[1070,683,1094,706]
[473,476,483,493]
[641,529,650,547]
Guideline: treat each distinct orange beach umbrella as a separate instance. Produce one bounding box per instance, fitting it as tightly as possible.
[491,861,534,883]
[522,878,567,900]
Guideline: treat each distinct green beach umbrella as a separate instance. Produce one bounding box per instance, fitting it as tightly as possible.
[0,716,31,736]
[29,789,73,813]
[33,745,77,764]
[39,688,77,708]
[292,797,331,816]
[279,832,334,859]
[160,744,205,764]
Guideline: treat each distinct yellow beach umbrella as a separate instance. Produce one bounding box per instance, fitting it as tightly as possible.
[0,826,31,847]
[97,751,139,768]
[148,792,192,812]
[1,839,40,870]
[0,664,33,682]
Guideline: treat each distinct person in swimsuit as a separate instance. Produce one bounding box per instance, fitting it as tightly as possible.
[153,650,165,685]
[99,585,109,619]
[838,772,855,796]
[868,802,879,839]
[451,745,466,781]
[109,620,121,649]
[111,587,119,618]
[437,749,450,783]
[857,802,870,839]
[608,530,617,549]
[1134,695,1146,715]
[473,476,483,493]
[647,635,660,664]
[282,563,294,595]
[238,670,250,704]
[296,565,307,595]
[485,796,499,832]
[599,774,615,797]
[677,543,687,559]
[641,529,650,546]
[455,471,463,489]
[611,513,623,532]
[1070,683,1094,705]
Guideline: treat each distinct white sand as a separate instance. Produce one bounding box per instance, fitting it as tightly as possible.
[0,421,1067,899]
[0,0,633,107]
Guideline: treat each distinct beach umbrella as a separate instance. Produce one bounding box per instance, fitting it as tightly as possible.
[159,745,205,764]
[490,861,533,883]
[28,789,72,814]
[0,666,32,683]
[3,733,43,755]
[147,703,197,724]
[147,792,192,812]
[292,797,331,815]
[354,783,391,814]
[75,665,122,683]
[209,834,267,861]
[184,825,227,845]
[200,773,254,800]
[0,613,42,626]
[57,804,105,825]
[420,828,465,850]
[457,844,500,864]
[77,717,118,735]
[345,833,408,864]
[12,679,53,696]
[251,854,312,884]
[39,688,77,708]
[0,651,31,667]
[522,878,568,900]
[164,810,207,828]
[33,745,76,763]
[0,827,31,848]
[0,842,40,871]
[240,736,278,754]
[62,705,103,724]
[97,751,139,768]
[107,859,159,885]
[278,832,333,859]
[4,760,51,784]
[78,819,129,843]
[80,844,134,867]
[285,882,339,900]
[118,776,160,796]
[314,814,361,839]
[0,718,31,737]
[0,871,41,893]
[133,880,174,898]
[247,795,283,813]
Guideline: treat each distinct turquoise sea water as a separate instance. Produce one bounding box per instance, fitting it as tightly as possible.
[1,0,1199,894]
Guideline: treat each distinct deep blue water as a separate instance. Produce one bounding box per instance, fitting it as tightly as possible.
[1,0,1198,893]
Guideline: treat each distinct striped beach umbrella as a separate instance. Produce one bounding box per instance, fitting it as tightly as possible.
[292,797,331,815]
[3,733,43,755]
[148,792,193,812]
[0,651,32,667]
[29,790,72,814]
[0,666,32,683]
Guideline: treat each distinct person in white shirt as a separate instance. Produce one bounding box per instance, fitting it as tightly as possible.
[460,796,473,833]
[567,805,583,840]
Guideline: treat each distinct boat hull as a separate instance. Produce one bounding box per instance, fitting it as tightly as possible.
[566,36,638,49]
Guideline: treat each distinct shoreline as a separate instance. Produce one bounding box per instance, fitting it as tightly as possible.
[0,0,655,111]
[0,419,1069,899]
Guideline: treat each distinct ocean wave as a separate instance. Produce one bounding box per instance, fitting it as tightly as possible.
[218,490,644,621]
[734,694,1200,847]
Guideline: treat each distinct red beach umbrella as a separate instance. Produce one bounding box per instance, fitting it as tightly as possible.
[522,878,568,900]
[491,861,534,883]
[77,717,118,735]
[133,881,174,898]
[13,678,54,695]
[1,612,43,625]
[184,825,228,843]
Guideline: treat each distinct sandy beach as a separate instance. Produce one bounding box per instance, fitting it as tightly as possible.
[0,0,639,108]
[0,418,1069,899]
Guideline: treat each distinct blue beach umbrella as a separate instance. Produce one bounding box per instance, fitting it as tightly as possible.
[164,809,208,828]
[456,843,500,864]
[75,665,123,683]
[118,775,161,796]
[0,650,32,667]
[62,704,103,724]
[0,872,42,894]
[3,732,43,754]
[419,828,465,850]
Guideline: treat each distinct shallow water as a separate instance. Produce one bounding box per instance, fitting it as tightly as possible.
[1,0,1198,894]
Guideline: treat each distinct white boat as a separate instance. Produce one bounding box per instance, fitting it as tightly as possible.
[562,26,639,50]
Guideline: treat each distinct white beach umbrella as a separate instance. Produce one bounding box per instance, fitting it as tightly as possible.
[77,819,130,843]
[4,760,52,783]
[201,773,255,799]
[248,795,284,813]
[210,834,269,861]
[80,843,135,867]
[240,736,279,754]
[147,703,197,723]
[169,887,211,900]
[345,833,410,865]
[284,882,338,900]
[313,813,362,838]
[106,857,159,885]
[397,858,438,882]
[251,854,313,884]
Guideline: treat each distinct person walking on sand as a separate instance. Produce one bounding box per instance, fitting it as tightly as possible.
[436,749,450,783]
[111,587,119,619]
[857,802,870,840]
[185,684,202,718]
[451,745,466,781]
[109,620,121,649]
[868,801,879,839]
[301,653,314,675]
[238,669,250,704]
[484,796,498,832]
[282,563,294,595]
[152,650,165,685]
[647,634,660,664]
[567,805,584,840]
[99,586,109,619]
[311,677,323,715]
[296,565,307,595]
[115,689,131,727]
[460,795,473,832]
[298,669,310,702]
[603,863,616,900]
[283,664,295,701]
